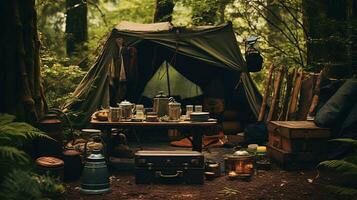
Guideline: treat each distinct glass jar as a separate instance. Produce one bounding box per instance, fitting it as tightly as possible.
[255,146,271,170]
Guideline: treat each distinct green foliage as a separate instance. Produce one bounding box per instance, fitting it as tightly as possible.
[42,63,86,109]
[37,175,66,197]
[0,170,65,200]
[0,113,64,199]
[318,138,357,198]
[0,170,42,200]
[0,113,51,147]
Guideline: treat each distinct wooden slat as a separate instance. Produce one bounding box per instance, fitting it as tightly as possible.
[279,68,295,120]
[286,70,303,120]
[308,70,324,117]
[297,73,317,120]
[267,66,284,121]
[258,63,275,121]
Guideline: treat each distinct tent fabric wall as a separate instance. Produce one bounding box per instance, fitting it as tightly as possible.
[63,21,262,127]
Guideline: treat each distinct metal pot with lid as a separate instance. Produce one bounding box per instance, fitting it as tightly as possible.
[153,91,169,117]
[118,100,135,121]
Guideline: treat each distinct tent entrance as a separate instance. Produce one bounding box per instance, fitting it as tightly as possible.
[142,61,203,100]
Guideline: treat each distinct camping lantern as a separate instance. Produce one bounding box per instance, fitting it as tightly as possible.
[245,35,263,72]
[80,136,110,194]
[225,151,254,179]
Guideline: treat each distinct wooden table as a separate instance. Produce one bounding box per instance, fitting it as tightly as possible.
[90,120,218,152]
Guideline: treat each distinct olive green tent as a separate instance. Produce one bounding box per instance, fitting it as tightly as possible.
[142,61,203,99]
[63,21,262,127]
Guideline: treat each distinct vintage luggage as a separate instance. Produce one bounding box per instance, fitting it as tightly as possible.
[267,121,330,169]
[135,150,204,184]
[268,121,330,153]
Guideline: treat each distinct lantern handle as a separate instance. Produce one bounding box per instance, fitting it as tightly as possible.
[83,134,103,160]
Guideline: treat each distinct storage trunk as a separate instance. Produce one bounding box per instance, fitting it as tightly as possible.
[267,121,330,153]
[135,150,204,184]
[268,145,327,170]
[267,121,330,170]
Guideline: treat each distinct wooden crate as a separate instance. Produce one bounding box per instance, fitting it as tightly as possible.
[267,121,330,153]
[268,145,327,170]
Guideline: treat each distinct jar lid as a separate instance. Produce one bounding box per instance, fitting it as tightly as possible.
[63,149,81,156]
[81,129,101,134]
[119,100,133,106]
[257,146,267,153]
[36,156,64,168]
[233,150,250,156]
[155,91,168,98]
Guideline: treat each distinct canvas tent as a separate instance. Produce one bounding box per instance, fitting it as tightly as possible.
[63,21,262,127]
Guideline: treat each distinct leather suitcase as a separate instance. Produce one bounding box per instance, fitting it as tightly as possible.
[135,150,204,184]
[267,121,330,153]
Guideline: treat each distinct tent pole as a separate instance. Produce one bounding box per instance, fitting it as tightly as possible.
[166,61,171,96]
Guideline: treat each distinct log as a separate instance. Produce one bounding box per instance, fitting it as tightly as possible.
[258,63,275,121]
[267,66,284,121]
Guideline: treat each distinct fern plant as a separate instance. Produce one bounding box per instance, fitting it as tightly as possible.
[318,138,357,198]
[0,113,50,179]
[0,113,64,199]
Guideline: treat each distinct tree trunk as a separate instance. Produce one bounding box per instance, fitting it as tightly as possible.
[65,0,88,56]
[153,0,174,22]
[349,0,357,74]
[303,0,352,77]
[0,0,45,122]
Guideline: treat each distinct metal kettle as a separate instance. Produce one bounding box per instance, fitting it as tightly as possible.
[80,136,110,194]
[118,100,135,121]
[153,91,169,117]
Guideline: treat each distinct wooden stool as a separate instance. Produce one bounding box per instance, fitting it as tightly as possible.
[36,156,64,180]
[63,150,83,182]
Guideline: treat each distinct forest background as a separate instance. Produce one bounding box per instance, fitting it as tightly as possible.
[36,0,357,109]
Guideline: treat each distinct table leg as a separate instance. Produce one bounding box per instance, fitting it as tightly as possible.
[99,127,111,161]
[192,129,203,152]
[132,128,143,150]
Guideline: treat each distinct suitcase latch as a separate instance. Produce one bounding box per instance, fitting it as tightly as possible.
[147,162,153,170]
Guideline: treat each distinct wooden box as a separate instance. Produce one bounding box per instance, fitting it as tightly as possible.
[267,121,330,153]
[268,145,327,170]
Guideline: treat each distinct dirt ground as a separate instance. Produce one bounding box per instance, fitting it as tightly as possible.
[62,143,339,200]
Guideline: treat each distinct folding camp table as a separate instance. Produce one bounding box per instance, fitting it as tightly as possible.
[90,120,217,152]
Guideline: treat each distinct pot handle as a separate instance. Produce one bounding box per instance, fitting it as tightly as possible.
[155,170,183,178]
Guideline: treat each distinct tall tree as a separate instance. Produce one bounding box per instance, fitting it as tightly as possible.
[65,0,88,56]
[0,0,45,122]
[182,0,232,25]
[303,0,352,76]
[153,0,175,22]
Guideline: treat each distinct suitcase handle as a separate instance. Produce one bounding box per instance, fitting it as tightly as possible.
[155,170,183,178]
